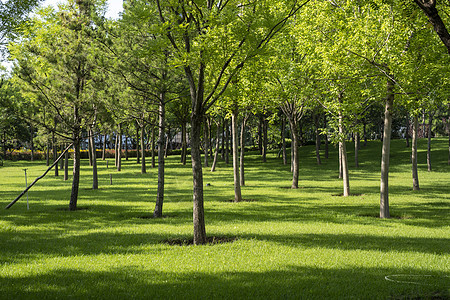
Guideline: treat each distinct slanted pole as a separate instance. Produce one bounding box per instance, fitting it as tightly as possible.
[5,143,73,209]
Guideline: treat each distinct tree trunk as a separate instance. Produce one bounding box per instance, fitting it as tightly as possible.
[102,134,106,160]
[64,143,69,181]
[164,126,170,158]
[90,128,98,190]
[153,99,166,218]
[262,115,268,163]
[221,117,225,160]
[281,114,287,165]
[231,109,242,202]
[69,137,81,211]
[258,115,263,155]
[355,132,360,168]
[324,114,329,159]
[204,117,209,167]
[414,0,450,54]
[427,112,432,172]
[380,78,394,219]
[338,98,349,197]
[140,124,146,174]
[338,143,343,179]
[114,131,118,167]
[225,118,230,164]
[117,125,122,172]
[125,130,129,161]
[46,137,50,166]
[60,144,64,170]
[191,112,207,245]
[363,121,367,146]
[151,126,156,168]
[291,137,294,172]
[30,124,34,161]
[240,116,247,186]
[53,131,58,176]
[211,121,220,172]
[405,113,410,147]
[314,113,321,165]
[181,122,187,165]
[88,131,93,167]
[290,122,299,189]
[69,106,81,211]
[136,126,140,164]
[412,115,419,190]
[447,103,450,165]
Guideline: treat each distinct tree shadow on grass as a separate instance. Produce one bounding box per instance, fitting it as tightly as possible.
[0,264,447,299]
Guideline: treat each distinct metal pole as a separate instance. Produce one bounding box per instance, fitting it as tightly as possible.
[23,169,29,210]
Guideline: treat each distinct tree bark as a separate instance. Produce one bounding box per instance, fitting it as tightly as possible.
[281,101,302,189]
[414,0,450,54]
[46,137,50,166]
[324,114,329,159]
[363,121,367,147]
[140,124,146,174]
[191,112,206,245]
[114,131,118,167]
[102,134,106,160]
[211,120,220,172]
[338,95,350,197]
[64,143,69,181]
[258,115,263,155]
[153,98,166,218]
[262,115,268,163]
[181,122,187,165]
[125,130,129,161]
[427,112,432,172]
[281,114,287,165]
[412,115,419,190]
[117,125,122,172]
[447,103,450,165]
[88,130,93,167]
[225,118,230,164]
[290,122,299,189]
[240,115,247,187]
[204,117,209,167]
[380,78,394,219]
[151,126,156,168]
[405,113,410,147]
[355,131,360,168]
[231,108,242,202]
[59,144,64,170]
[221,117,225,160]
[314,112,321,165]
[338,143,343,179]
[89,128,98,190]
[136,125,140,164]
[164,125,170,158]
[30,124,34,161]
[69,126,80,210]
[53,130,58,176]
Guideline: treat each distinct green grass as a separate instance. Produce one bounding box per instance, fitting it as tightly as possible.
[0,138,449,299]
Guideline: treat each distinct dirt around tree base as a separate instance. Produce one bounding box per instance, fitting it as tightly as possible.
[227,199,257,203]
[331,193,364,197]
[164,236,238,246]
[57,206,90,211]
[357,213,414,219]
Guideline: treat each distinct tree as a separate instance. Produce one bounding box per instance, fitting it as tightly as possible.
[413,0,450,54]
[0,0,42,51]
[10,0,103,210]
[151,0,308,244]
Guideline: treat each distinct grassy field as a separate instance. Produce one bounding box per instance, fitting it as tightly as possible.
[0,138,449,299]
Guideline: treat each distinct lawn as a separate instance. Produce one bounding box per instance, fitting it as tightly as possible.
[0,138,449,299]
